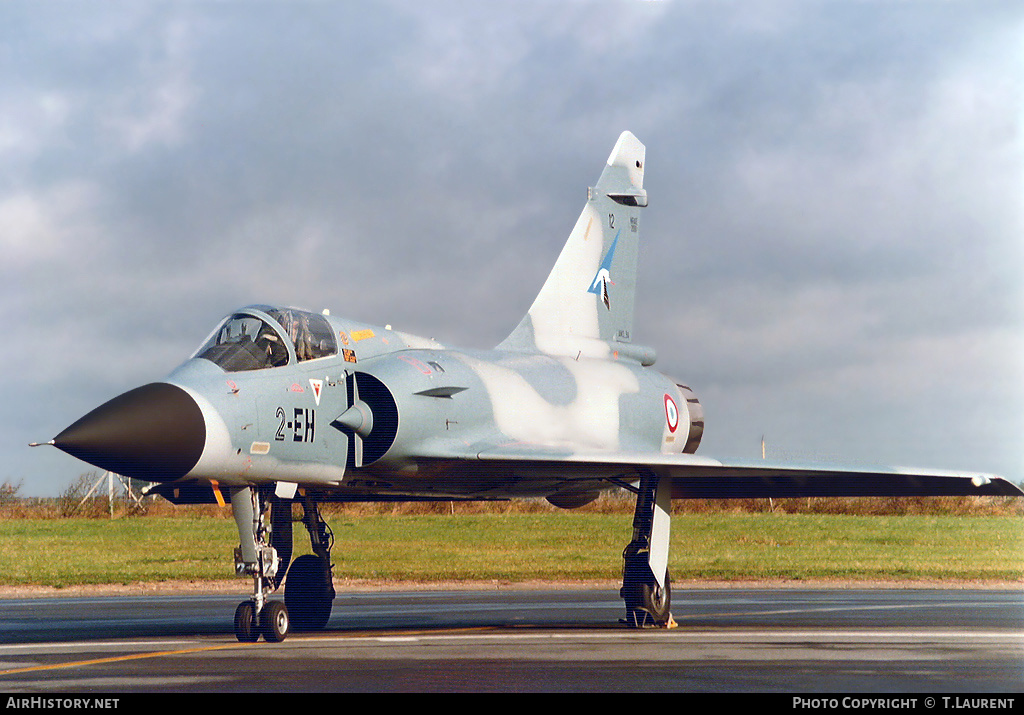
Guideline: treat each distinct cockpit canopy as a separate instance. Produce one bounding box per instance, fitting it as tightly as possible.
[196,306,337,372]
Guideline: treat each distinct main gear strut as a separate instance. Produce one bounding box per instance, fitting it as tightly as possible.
[285,492,336,631]
[620,471,675,628]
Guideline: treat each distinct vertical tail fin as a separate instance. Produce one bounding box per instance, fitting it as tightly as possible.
[499,131,649,361]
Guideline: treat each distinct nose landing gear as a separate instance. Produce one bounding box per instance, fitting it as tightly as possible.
[231,485,292,642]
[230,486,336,642]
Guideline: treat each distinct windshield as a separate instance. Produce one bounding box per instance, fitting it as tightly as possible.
[196,314,290,372]
[196,307,338,372]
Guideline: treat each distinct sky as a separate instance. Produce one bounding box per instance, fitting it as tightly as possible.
[4,1,1022,496]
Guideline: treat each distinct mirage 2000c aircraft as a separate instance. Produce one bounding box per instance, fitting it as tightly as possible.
[37,131,1023,642]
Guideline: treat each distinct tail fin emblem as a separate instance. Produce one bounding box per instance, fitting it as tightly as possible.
[588,230,620,310]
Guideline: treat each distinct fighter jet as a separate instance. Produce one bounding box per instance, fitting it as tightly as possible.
[36,131,1022,642]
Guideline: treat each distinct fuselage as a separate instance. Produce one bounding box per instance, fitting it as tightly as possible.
[54,304,703,504]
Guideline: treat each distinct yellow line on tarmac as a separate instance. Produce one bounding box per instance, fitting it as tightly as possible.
[0,626,514,677]
[0,641,251,677]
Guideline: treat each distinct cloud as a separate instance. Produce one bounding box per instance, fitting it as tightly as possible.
[0,186,93,268]
[101,17,196,153]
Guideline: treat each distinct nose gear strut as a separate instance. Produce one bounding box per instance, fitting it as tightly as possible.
[231,485,291,642]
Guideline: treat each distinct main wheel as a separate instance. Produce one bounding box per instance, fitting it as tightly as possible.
[622,570,672,627]
[285,554,335,631]
[640,571,671,625]
[260,600,290,642]
[233,601,259,643]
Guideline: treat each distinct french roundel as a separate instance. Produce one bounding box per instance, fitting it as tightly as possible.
[663,394,679,433]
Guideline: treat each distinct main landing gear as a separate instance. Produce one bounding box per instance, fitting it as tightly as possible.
[285,495,335,631]
[620,472,675,628]
[230,486,336,642]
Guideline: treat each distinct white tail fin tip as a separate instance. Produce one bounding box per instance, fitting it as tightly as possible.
[607,131,646,189]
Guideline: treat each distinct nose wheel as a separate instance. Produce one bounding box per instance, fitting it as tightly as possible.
[234,599,290,643]
[260,600,290,642]
[233,601,259,643]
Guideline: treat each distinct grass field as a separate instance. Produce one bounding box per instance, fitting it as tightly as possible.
[0,510,1020,588]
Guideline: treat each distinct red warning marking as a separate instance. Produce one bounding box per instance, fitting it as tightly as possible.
[309,379,323,405]
[398,355,433,375]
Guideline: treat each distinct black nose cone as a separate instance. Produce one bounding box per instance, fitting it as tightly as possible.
[53,383,206,482]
